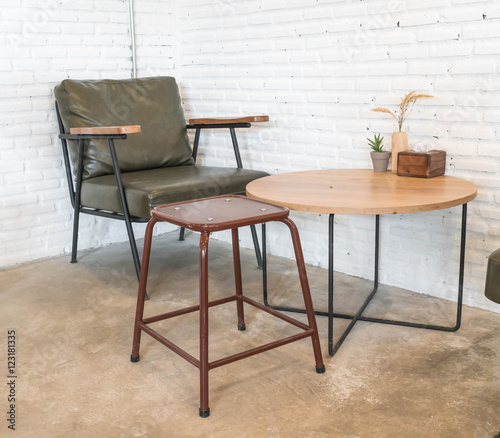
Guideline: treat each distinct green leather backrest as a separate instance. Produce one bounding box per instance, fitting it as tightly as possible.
[54,77,194,180]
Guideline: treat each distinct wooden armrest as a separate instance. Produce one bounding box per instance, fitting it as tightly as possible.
[69,125,141,135]
[188,115,269,125]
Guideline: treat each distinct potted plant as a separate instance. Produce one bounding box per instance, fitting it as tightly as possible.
[371,91,433,173]
[368,133,391,172]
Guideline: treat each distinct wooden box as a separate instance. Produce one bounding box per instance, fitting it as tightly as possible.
[397,150,446,178]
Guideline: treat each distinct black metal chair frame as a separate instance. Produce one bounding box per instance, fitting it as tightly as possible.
[56,103,263,283]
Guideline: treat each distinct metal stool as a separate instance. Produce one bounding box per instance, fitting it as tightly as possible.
[131,195,325,417]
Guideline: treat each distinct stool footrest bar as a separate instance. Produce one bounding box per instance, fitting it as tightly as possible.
[139,322,200,368]
[142,295,237,324]
[138,296,316,371]
[209,330,313,370]
[240,296,311,332]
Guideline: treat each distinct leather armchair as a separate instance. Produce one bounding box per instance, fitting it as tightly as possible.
[55,77,269,283]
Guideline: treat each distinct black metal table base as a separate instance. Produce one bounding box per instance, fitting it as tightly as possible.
[262,204,468,357]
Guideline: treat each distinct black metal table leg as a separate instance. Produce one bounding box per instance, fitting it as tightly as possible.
[262,223,269,305]
[262,204,468,358]
[329,215,380,356]
[328,215,334,355]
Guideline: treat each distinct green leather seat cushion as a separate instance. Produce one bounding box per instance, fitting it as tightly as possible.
[81,166,270,219]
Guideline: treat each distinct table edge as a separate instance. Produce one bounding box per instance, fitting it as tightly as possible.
[246,170,478,215]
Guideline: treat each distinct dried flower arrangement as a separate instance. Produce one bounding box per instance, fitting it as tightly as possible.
[371,91,433,132]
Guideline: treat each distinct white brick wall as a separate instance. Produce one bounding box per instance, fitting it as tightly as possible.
[176,0,500,314]
[1,0,500,314]
[0,0,175,267]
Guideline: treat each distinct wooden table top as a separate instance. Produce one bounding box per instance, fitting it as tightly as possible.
[246,169,477,215]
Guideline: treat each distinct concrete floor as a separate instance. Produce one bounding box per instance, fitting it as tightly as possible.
[1,231,499,437]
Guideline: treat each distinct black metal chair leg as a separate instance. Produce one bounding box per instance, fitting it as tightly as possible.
[229,127,243,169]
[228,124,262,269]
[123,216,149,300]
[108,139,149,300]
[179,227,186,241]
[192,127,201,163]
[250,224,262,269]
[125,219,141,281]
[70,209,80,264]
[70,139,85,264]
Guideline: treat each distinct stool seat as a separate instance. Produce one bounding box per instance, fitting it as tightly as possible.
[153,195,289,232]
[131,195,325,417]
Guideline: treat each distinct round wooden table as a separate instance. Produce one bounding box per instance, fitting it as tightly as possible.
[246,169,477,356]
[246,169,477,215]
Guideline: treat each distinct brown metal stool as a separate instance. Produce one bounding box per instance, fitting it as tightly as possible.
[131,195,325,417]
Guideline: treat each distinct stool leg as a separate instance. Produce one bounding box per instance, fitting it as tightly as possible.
[199,231,211,417]
[281,218,325,373]
[131,217,158,362]
[232,228,246,331]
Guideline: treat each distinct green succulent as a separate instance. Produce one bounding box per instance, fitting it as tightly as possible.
[367,133,385,152]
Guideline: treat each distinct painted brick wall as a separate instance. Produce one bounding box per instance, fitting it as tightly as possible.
[1,0,500,314]
[176,0,500,313]
[0,0,175,267]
